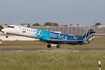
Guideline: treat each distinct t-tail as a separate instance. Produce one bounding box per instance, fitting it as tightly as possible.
[81,29,95,44]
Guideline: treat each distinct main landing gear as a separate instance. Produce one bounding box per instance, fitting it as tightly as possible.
[47,44,51,48]
[56,44,61,48]
[47,44,61,48]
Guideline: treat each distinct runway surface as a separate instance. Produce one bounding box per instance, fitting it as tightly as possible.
[0,48,105,51]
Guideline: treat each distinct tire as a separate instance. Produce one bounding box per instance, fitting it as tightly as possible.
[56,45,61,48]
[6,36,8,38]
[47,45,51,48]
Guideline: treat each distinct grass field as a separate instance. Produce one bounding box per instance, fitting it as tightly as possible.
[0,37,105,70]
[0,50,105,70]
[90,37,105,43]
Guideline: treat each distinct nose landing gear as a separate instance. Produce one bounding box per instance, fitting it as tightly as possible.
[3,32,8,38]
[6,35,8,38]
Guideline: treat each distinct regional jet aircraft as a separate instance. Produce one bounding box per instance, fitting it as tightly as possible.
[2,25,95,48]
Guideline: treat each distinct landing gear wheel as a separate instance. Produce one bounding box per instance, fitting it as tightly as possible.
[6,36,8,38]
[47,44,51,48]
[56,45,61,48]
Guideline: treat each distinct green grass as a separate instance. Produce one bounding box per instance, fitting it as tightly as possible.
[0,41,47,48]
[90,37,105,43]
[0,50,105,70]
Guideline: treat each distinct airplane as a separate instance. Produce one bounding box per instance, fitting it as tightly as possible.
[1,25,95,48]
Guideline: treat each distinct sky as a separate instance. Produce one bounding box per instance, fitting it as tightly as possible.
[0,0,105,26]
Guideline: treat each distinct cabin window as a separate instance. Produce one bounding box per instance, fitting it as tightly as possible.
[7,26,14,28]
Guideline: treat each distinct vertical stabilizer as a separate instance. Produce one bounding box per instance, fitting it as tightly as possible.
[82,29,95,44]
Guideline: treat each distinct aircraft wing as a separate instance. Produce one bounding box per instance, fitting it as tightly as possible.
[48,39,83,42]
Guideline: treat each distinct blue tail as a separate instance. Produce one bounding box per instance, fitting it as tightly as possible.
[82,29,95,44]
[83,29,95,39]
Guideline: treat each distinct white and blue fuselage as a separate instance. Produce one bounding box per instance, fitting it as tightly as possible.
[2,25,95,48]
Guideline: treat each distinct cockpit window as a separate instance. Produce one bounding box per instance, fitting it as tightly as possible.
[7,26,14,28]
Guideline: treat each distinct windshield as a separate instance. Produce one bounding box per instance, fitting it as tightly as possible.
[7,26,14,28]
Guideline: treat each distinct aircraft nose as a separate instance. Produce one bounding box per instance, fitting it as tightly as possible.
[1,29,4,33]
[1,29,6,34]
